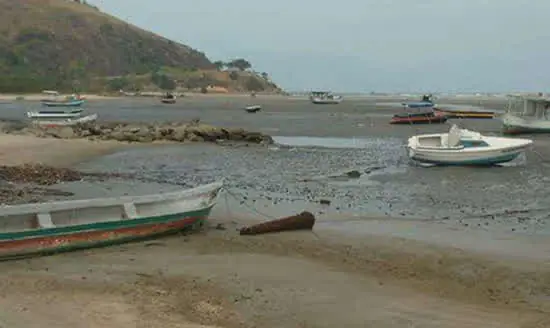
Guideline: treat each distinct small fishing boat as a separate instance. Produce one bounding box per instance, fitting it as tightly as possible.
[0,181,223,261]
[407,124,533,166]
[309,91,343,104]
[434,107,495,119]
[244,105,262,113]
[26,109,83,119]
[161,92,177,104]
[390,110,447,124]
[40,91,86,107]
[402,94,435,108]
[501,94,550,134]
[31,113,99,127]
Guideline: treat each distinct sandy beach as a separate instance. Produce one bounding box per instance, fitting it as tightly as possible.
[0,96,549,328]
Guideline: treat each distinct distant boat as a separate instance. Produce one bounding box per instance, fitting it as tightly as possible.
[402,94,435,109]
[390,110,447,124]
[160,92,176,104]
[501,94,550,134]
[244,105,262,113]
[40,91,86,107]
[26,109,84,119]
[309,91,343,104]
[30,114,99,127]
[433,107,495,119]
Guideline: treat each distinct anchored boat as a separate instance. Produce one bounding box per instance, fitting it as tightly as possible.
[407,124,533,166]
[40,91,86,107]
[501,94,550,134]
[26,109,84,119]
[244,105,262,113]
[0,181,223,261]
[30,113,99,127]
[309,91,343,104]
[390,110,447,124]
[161,92,177,104]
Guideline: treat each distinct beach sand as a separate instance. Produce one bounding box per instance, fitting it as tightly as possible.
[0,120,549,327]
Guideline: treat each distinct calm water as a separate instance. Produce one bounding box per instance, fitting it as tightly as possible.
[3,98,549,234]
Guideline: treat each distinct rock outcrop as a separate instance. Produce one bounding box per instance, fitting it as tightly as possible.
[1,120,274,145]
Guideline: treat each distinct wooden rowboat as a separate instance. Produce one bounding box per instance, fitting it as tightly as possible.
[0,181,223,261]
[390,111,448,124]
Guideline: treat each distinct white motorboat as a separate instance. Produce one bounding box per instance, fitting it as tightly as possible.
[407,124,533,165]
[309,91,343,104]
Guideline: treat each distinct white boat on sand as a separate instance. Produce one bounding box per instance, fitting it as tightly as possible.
[30,113,98,127]
[0,181,223,260]
[501,95,550,134]
[407,124,533,166]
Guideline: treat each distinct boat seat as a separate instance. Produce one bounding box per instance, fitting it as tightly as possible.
[37,213,56,228]
[440,135,449,147]
[122,203,138,219]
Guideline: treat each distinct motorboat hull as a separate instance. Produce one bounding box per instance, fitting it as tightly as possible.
[407,127,533,166]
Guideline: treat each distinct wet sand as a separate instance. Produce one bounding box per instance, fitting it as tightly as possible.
[0,96,550,327]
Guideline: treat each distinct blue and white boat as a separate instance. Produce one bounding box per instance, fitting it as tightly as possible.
[407,124,533,166]
[402,94,435,109]
[40,91,86,107]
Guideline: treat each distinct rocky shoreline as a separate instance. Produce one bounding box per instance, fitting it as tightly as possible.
[0,119,274,144]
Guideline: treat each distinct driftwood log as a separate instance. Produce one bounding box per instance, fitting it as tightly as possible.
[239,211,316,236]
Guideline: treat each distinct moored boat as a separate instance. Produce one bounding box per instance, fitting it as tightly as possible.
[161,92,177,104]
[30,113,99,127]
[41,91,86,107]
[402,94,435,108]
[0,181,223,261]
[244,105,262,113]
[309,91,343,104]
[407,124,533,166]
[434,107,495,119]
[501,94,550,134]
[390,110,447,124]
[26,109,84,119]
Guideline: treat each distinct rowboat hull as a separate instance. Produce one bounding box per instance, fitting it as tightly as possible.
[501,113,550,134]
[0,181,222,261]
[390,113,447,124]
[161,99,176,104]
[41,100,85,107]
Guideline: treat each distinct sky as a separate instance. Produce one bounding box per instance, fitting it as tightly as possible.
[88,0,550,93]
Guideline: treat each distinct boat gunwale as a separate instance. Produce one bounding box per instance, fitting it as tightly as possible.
[0,181,224,217]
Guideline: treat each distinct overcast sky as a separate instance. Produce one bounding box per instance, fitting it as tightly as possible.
[88,0,550,93]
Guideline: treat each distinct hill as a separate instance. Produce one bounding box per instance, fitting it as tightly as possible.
[0,0,281,93]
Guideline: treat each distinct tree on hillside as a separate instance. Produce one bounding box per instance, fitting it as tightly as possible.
[213,61,225,71]
[261,72,269,80]
[227,58,251,71]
